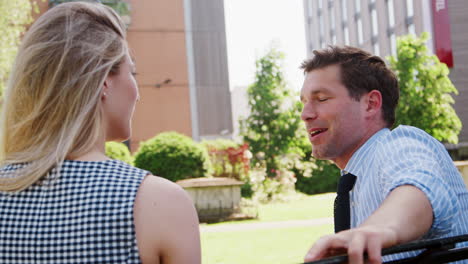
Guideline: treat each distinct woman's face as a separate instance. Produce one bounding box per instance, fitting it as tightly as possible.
[102,53,139,142]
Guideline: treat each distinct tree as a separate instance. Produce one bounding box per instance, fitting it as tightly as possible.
[388,32,461,143]
[50,0,131,17]
[240,48,303,177]
[0,0,38,97]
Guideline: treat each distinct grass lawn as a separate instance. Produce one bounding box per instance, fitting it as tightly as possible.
[258,192,335,221]
[200,192,335,227]
[201,224,333,264]
[200,192,336,264]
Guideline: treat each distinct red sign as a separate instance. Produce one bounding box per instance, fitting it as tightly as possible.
[431,0,453,67]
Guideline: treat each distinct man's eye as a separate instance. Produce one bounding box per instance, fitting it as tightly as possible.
[318,98,328,102]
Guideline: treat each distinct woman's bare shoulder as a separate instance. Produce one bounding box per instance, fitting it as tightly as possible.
[134,175,201,264]
[134,174,197,229]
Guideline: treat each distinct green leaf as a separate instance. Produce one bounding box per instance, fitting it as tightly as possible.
[387,32,461,143]
[0,0,39,97]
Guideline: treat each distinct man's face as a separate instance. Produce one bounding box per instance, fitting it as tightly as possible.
[300,65,367,168]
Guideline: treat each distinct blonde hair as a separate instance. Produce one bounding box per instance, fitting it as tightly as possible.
[0,2,128,191]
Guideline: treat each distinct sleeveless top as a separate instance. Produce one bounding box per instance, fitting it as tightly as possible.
[0,159,148,263]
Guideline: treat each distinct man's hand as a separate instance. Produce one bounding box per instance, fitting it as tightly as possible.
[304,226,398,264]
[304,185,433,264]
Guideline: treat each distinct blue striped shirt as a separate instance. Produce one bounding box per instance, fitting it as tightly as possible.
[344,125,468,262]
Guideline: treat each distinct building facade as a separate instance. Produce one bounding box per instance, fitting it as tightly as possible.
[38,0,233,151]
[303,0,468,156]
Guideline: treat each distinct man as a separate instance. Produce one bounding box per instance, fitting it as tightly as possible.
[300,46,468,264]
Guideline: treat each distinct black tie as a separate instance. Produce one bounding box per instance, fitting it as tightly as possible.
[334,173,357,233]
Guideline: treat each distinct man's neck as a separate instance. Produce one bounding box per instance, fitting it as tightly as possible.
[334,123,387,169]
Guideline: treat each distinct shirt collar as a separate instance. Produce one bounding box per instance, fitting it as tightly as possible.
[343,128,390,177]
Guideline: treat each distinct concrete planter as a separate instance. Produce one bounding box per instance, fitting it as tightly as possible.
[177,177,245,223]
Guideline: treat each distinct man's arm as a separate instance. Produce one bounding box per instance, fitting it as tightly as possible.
[304,185,433,264]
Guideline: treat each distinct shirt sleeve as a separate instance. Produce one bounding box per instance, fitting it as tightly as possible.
[379,134,459,237]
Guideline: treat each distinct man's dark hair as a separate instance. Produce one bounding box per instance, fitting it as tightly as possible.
[301,45,399,127]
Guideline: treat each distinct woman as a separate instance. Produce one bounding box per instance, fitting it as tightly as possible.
[0,2,201,263]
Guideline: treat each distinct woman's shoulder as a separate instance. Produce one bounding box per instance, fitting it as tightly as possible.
[135,175,194,213]
[134,175,201,263]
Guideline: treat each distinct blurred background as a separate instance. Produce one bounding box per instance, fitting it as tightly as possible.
[2,1,468,263]
[20,0,466,156]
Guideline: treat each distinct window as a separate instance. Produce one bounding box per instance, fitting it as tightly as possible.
[371,7,378,37]
[357,18,364,45]
[387,0,395,27]
[329,0,336,44]
[344,27,350,45]
[306,0,315,50]
[319,18,324,37]
[341,0,348,20]
[370,3,379,54]
[317,0,325,48]
[307,0,314,15]
[373,41,380,56]
[341,0,349,45]
[389,32,396,55]
[355,0,361,13]
[406,0,414,17]
[355,0,363,46]
[408,23,415,35]
[386,0,396,55]
[406,0,415,34]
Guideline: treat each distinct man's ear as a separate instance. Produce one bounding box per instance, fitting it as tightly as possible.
[364,89,383,117]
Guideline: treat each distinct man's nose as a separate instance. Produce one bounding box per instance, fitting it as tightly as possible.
[301,103,317,121]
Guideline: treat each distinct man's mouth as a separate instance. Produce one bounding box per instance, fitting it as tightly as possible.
[310,128,328,137]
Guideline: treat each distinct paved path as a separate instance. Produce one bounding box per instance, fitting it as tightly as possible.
[200,217,333,233]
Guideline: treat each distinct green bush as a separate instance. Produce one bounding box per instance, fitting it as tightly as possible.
[292,133,340,195]
[247,167,296,202]
[105,141,133,165]
[295,159,340,195]
[241,181,254,198]
[133,131,212,182]
[201,138,239,150]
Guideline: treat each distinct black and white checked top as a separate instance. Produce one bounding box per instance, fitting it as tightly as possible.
[0,159,148,263]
